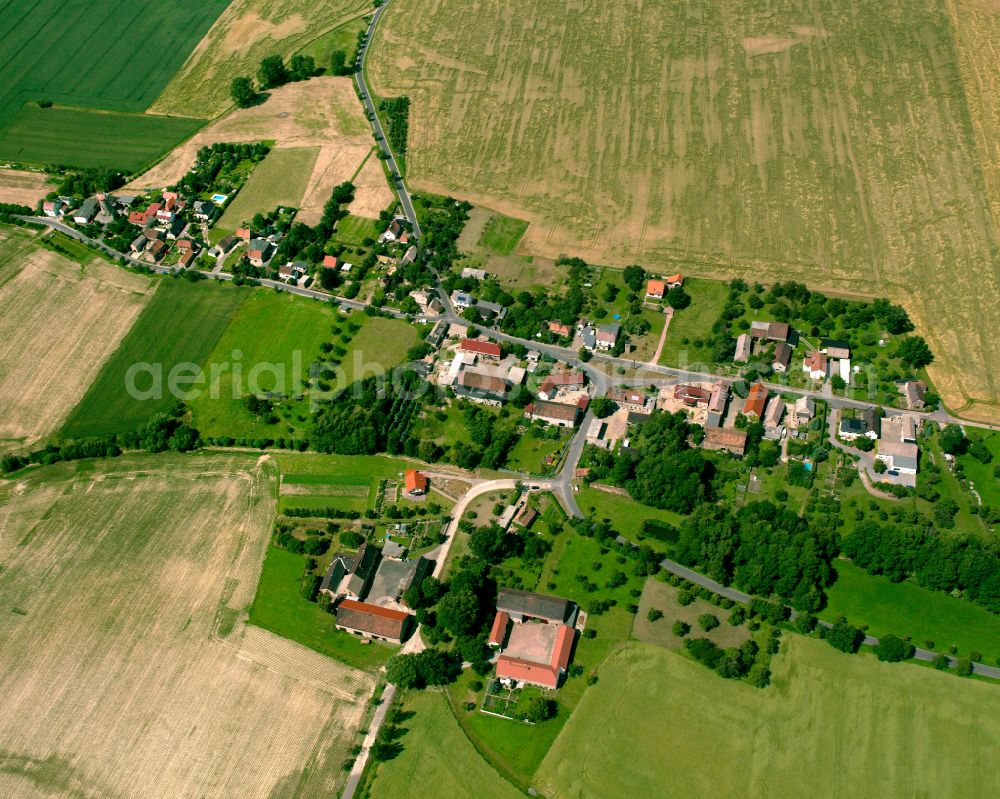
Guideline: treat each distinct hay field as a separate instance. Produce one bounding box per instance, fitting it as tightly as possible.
[369,0,1000,421]
[129,78,391,225]
[535,638,1000,798]
[217,147,321,232]
[0,453,373,799]
[150,0,372,118]
[0,238,153,451]
[0,168,50,205]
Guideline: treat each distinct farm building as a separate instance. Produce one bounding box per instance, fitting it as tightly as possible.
[734,333,752,363]
[460,338,502,362]
[524,399,580,428]
[606,386,649,413]
[821,338,851,359]
[490,589,578,689]
[539,370,585,400]
[335,600,412,644]
[455,370,508,406]
[497,588,576,624]
[901,380,926,409]
[674,384,711,407]
[772,342,793,372]
[702,427,748,456]
[750,321,791,342]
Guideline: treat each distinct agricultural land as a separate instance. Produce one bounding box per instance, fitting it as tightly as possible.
[0,228,153,451]
[0,453,373,799]
[534,638,1000,798]
[0,0,223,168]
[150,0,373,118]
[128,78,391,224]
[60,279,246,439]
[0,168,52,205]
[217,147,321,233]
[369,0,1000,420]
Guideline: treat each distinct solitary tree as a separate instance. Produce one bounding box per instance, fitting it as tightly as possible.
[896,335,933,369]
[330,49,348,75]
[874,634,914,662]
[230,76,256,108]
[825,618,862,654]
[523,696,557,723]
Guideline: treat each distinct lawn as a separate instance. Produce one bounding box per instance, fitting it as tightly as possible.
[505,429,570,475]
[334,213,383,246]
[478,213,529,255]
[61,278,246,438]
[535,637,1000,798]
[188,289,335,440]
[576,483,685,538]
[39,230,109,264]
[248,544,394,673]
[821,560,1000,663]
[958,429,1000,511]
[0,106,206,170]
[0,0,226,127]
[215,147,320,233]
[367,690,523,799]
[656,277,729,367]
[370,0,1000,422]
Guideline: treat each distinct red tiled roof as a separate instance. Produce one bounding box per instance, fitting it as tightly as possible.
[460,339,501,357]
[743,382,768,418]
[488,611,509,647]
[665,273,683,285]
[646,279,666,297]
[548,321,571,336]
[404,469,427,494]
[235,227,251,240]
[496,656,560,689]
[551,624,574,673]
[323,254,340,268]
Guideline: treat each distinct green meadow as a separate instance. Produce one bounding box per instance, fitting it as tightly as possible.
[216,148,320,233]
[61,278,245,438]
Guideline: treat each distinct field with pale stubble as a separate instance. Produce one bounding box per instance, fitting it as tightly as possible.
[0,453,373,799]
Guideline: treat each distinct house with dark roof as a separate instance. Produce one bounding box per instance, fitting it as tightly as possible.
[772,342,793,373]
[335,600,412,644]
[455,370,508,406]
[209,236,236,258]
[73,197,98,224]
[901,380,926,410]
[247,239,274,266]
[320,553,352,598]
[368,556,431,606]
[750,320,791,342]
[344,543,381,600]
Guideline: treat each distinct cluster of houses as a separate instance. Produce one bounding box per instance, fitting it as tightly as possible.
[838,408,920,481]
[45,192,138,226]
[325,520,433,644]
[489,589,578,690]
[735,322,854,386]
[644,273,683,300]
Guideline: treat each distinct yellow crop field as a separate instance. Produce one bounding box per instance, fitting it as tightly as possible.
[151,0,372,118]
[369,0,1000,421]
[0,453,373,799]
[0,233,153,452]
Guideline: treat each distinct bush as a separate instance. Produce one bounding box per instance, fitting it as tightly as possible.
[672,620,691,637]
[523,696,557,723]
[647,608,663,623]
[874,634,914,662]
[825,618,862,654]
[956,658,973,677]
[698,613,720,632]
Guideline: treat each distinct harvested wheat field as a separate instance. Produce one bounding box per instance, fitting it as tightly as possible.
[150,0,372,118]
[0,168,51,206]
[0,453,373,799]
[369,0,1000,420]
[0,240,153,451]
[129,78,390,225]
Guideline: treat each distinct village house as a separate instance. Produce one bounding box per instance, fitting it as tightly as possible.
[664,273,683,289]
[839,408,879,441]
[96,194,118,221]
[595,323,620,351]
[507,365,526,385]
[178,250,196,269]
[209,236,236,258]
[368,555,432,606]
[401,245,417,266]
[193,200,215,221]
[750,321,791,342]
[674,384,712,407]
[247,238,274,267]
[525,399,581,428]
[165,217,186,239]
[42,198,65,217]
[144,239,167,263]
[129,234,148,255]
[772,342,793,373]
[490,589,577,690]
[645,279,666,299]
[803,351,828,380]
[539,371,585,401]
[702,426,748,456]
[706,381,728,428]
[322,254,343,270]
[455,370,508,406]
[404,469,427,497]
[451,291,474,309]
[335,600,412,644]
[460,338,502,363]
[380,218,407,243]
[734,333,752,363]
[513,503,538,529]
[793,395,815,423]
[606,386,649,414]
[763,399,785,436]
[548,321,572,337]
[341,543,382,601]
[901,380,926,410]
[461,267,487,280]
[742,382,768,420]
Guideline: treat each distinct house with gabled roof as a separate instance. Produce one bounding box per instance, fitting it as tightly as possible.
[742,382,768,420]
[335,600,412,644]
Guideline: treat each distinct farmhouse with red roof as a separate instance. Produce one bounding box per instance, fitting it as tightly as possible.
[490,588,577,690]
